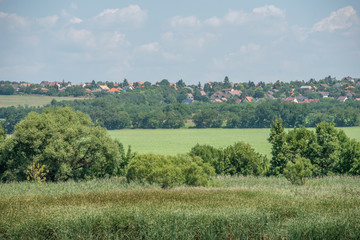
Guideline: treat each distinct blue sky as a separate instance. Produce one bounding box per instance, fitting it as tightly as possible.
[0,0,359,84]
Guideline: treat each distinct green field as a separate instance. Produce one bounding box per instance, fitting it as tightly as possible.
[0,95,88,107]
[109,127,360,157]
[1,176,359,239]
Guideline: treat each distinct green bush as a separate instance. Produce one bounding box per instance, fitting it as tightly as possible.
[126,154,215,188]
[189,144,224,174]
[223,142,268,176]
[284,155,313,185]
[0,107,124,182]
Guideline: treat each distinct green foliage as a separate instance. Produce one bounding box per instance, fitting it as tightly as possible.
[26,162,49,183]
[223,142,268,176]
[126,154,215,188]
[268,118,290,175]
[189,142,268,176]
[0,107,124,182]
[192,109,223,128]
[189,144,224,174]
[269,120,360,177]
[284,155,313,185]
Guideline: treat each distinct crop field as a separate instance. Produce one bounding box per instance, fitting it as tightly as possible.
[0,95,89,107]
[1,176,359,239]
[109,127,360,157]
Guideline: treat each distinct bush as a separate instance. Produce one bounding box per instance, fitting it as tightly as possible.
[189,144,224,174]
[223,142,268,176]
[284,155,313,185]
[0,107,124,182]
[126,154,215,188]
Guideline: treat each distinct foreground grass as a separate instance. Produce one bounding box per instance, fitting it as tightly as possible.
[109,127,360,157]
[0,95,89,107]
[1,176,359,239]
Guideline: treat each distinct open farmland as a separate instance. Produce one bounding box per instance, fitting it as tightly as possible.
[0,95,89,107]
[1,176,359,239]
[109,127,360,157]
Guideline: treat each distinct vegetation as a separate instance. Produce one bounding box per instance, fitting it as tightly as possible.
[108,127,360,157]
[190,142,268,176]
[0,107,125,182]
[1,176,359,239]
[268,119,360,177]
[1,76,360,134]
[126,154,215,188]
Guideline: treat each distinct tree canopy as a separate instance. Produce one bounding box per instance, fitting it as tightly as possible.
[0,107,124,182]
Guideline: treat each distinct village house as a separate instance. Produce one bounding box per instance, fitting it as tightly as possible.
[338,96,348,102]
[318,91,329,98]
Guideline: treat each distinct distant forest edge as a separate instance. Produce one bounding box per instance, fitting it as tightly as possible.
[1,76,360,133]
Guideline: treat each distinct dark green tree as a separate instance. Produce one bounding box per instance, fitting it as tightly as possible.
[268,118,290,175]
[0,107,123,182]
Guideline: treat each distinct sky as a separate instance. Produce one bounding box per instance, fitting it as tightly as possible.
[0,0,359,84]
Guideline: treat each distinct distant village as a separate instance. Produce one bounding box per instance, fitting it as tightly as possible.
[1,75,360,104]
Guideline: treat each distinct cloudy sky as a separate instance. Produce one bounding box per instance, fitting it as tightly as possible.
[0,0,359,84]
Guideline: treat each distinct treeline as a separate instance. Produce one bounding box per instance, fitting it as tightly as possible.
[1,107,359,187]
[1,94,360,134]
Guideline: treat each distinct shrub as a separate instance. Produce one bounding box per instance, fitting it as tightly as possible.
[126,154,215,188]
[189,144,224,174]
[284,155,313,185]
[223,142,268,176]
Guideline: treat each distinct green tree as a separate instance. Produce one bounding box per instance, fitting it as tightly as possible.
[192,109,223,128]
[268,118,290,175]
[126,154,215,188]
[189,144,224,174]
[284,155,313,185]
[0,107,123,182]
[223,142,267,176]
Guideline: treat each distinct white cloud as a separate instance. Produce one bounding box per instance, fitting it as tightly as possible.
[137,42,159,53]
[312,6,358,32]
[66,28,96,48]
[162,52,183,61]
[95,5,147,27]
[162,31,174,41]
[0,11,8,18]
[253,5,285,18]
[0,11,27,28]
[204,17,222,27]
[224,10,248,25]
[100,32,129,49]
[69,17,83,24]
[37,15,58,27]
[70,3,77,10]
[171,16,201,28]
[240,43,261,53]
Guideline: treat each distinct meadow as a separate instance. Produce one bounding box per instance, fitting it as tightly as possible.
[1,176,359,239]
[109,127,360,157]
[0,95,88,107]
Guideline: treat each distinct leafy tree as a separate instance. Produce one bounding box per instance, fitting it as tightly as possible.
[223,76,232,88]
[284,155,313,185]
[176,79,186,88]
[126,154,215,188]
[192,109,223,128]
[222,142,267,176]
[189,144,224,174]
[0,107,123,182]
[268,118,290,175]
[0,84,15,95]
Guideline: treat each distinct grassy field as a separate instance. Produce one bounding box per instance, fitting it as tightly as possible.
[109,127,360,157]
[0,95,88,107]
[1,176,359,239]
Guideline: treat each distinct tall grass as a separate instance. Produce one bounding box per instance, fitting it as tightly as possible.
[1,176,359,239]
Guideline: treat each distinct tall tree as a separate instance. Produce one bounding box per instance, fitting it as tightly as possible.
[268,118,290,175]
